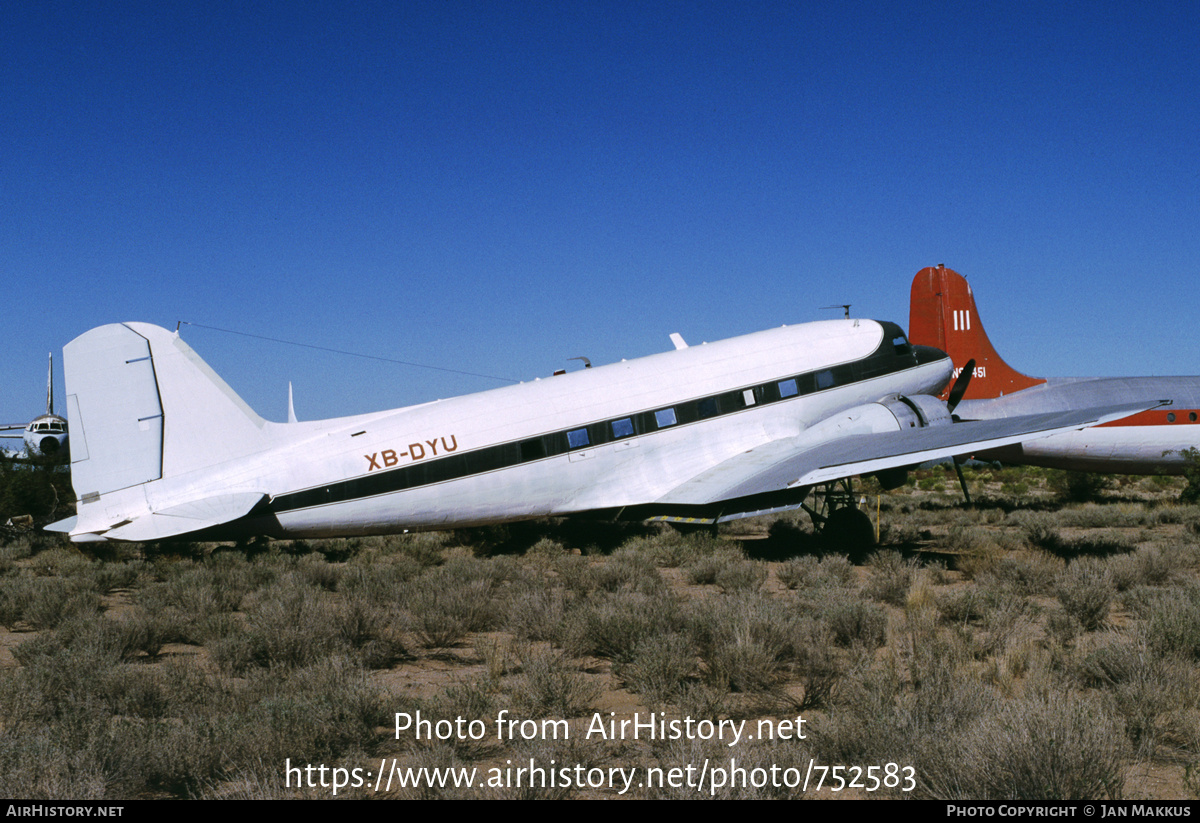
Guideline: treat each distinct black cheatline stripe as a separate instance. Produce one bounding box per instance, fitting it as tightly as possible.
[270,325,934,515]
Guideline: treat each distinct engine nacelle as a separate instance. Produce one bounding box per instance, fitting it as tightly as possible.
[876,394,953,430]
[873,395,952,488]
[796,395,952,490]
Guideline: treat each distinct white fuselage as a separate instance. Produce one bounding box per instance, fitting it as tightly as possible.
[119,318,947,538]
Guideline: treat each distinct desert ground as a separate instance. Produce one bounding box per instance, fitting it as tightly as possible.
[3,464,1200,799]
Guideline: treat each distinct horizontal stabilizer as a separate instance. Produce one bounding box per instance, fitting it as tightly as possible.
[67,492,266,542]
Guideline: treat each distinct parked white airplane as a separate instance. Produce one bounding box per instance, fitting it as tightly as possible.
[1,354,69,461]
[47,317,1149,543]
[909,265,1200,474]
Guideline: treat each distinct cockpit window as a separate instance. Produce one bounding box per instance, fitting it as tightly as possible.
[892,334,911,355]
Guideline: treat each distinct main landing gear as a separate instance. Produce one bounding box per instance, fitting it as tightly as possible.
[802,478,876,551]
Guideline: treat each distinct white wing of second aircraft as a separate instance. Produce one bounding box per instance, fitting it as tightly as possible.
[657,402,1154,509]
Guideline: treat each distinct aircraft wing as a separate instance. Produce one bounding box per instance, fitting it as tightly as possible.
[657,402,1153,509]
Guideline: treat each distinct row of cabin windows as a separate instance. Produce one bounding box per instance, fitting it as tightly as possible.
[560,364,859,452]
[272,341,919,513]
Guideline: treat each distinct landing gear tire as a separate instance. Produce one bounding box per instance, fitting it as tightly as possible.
[822,506,875,553]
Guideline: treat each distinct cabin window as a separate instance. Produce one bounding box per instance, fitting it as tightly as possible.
[697,397,719,419]
[567,428,590,449]
[743,389,756,407]
[655,408,677,428]
[778,378,798,398]
[815,370,834,390]
[1168,413,1176,423]
[1191,413,1198,422]
[611,418,635,438]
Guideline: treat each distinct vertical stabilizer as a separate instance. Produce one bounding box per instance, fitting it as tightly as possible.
[909,265,1046,400]
[46,352,54,415]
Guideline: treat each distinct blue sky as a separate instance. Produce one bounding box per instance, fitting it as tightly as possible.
[4,1,1198,426]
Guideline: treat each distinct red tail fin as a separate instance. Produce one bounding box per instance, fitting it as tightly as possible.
[909,265,1046,400]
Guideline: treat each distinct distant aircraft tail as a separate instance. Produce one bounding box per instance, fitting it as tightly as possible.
[909,265,1046,400]
[51,322,269,541]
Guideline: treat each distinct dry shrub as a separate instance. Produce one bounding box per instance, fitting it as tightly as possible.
[210,573,340,671]
[937,588,988,625]
[683,550,743,586]
[776,553,854,591]
[864,550,916,606]
[954,544,1005,581]
[788,616,846,709]
[980,550,1063,596]
[775,555,820,590]
[561,590,681,663]
[1057,558,1115,631]
[1015,511,1065,553]
[504,580,570,641]
[509,644,600,718]
[823,597,887,650]
[401,559,504,648]
[812,658,994,783]
[585,549,666,595]
[714,559,767,593]
[939,524,993,555]
[1080,637,1199,756]
[616,529,701,568]
[672,681,730,721]
[969,589,1034,660]
[1145,584,1200,660]
[1108,544,1178,591]
[920,693,1126,800]
[690,594,796,696]
[18,577,101,630]
[619,633,697,707]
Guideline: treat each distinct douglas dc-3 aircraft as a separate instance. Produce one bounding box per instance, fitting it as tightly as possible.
[47,314,1152,544]
[1,354,69,461]
[910,265,1200,475]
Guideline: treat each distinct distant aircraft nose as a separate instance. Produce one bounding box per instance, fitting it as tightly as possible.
[39,436,60,455]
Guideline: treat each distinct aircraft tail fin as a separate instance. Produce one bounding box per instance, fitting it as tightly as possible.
[58,322,269,540]
[909,265,1046,400]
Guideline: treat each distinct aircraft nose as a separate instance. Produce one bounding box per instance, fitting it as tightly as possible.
[39,436,60,455]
